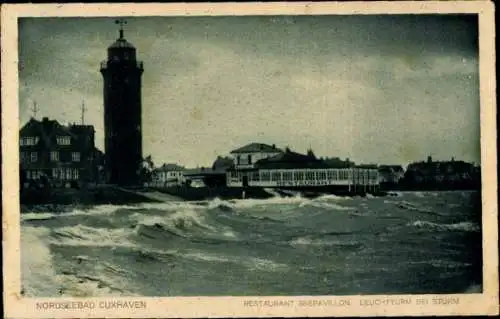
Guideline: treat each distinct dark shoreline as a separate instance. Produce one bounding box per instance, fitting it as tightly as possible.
[20,183,481,208]
[20,185,161,208]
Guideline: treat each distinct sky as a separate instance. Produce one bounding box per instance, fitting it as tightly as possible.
[18,15,480,168]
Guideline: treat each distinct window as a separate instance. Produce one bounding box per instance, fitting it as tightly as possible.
[318,171,327,180]
[20,152,27,163]
[251,171,259,181]
[52,168,61,179]
[295,171,304,181]
[283,171,293,181]
[260,171,270,181]
[271,171,281,181]
[305,171,315,180]
[30,170,41,180]
[72,152,81,162]
[50,151,59,162]
[247,154,252,164]
[20,136,39,146]
[56,136,71,146]
[236,155,241,165]
[30,152,38,163]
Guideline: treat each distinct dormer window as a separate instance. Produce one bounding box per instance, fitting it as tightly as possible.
[20,136,39,146]
[56,136,71,145]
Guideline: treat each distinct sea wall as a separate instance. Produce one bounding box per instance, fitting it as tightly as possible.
[153,186,274,201]
[20,185,160,206]
[154,185,386,201]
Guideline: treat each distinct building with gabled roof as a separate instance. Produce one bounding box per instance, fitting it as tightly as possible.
[229,143,283,169]
[230,143,283,154]
[151,163,186,187]
[226,143,379,191]
[19,117,103,188]
[402,156,480,188]
[254,148,328,170]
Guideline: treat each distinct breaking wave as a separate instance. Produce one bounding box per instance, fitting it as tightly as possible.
[21,190,482,296]
[407,220,480,232]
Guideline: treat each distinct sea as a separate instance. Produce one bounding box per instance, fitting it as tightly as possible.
[21,190,483,297]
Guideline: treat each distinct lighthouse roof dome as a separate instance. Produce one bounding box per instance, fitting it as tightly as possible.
[109,38,135,49]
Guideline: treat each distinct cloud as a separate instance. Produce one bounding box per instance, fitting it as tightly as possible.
[18,15,479,168]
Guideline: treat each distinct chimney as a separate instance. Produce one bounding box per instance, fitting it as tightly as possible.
[272,144,276,149]
[42,117,49,122]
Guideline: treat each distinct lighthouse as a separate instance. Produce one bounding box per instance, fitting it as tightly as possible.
[100,19,144,186]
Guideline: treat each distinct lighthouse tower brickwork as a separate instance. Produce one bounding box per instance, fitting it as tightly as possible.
[100,21,144,186]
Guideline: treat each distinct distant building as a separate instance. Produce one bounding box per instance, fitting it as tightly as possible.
[229,143,283,170]
[19,117,103,187]
[322,157,355,168]
[254,148,328,170]
[212,156,234,171]
[227,144,379,190]
[100,21,144,186]
[378,165,405,184]
[152,163,185,187]
[403,156,479,188]
[183,167,227,188]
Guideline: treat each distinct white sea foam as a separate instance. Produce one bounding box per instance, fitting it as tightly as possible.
[133,208,237,239]
[138,201,204,211]
[306,201,355,211]
[463,284,482,293]
[21,227,129,297]
[51,224,136,247]
[315,194,352,201]
[21,212,56,221]
[407,220,480,232]
[22,204,135,222]
[21,226,62,297]
[290,236,361,248]
[229,195,308,209]
[245,256,289,272]
[387,191,404,197]
[182,251,288,272]
[134,208,213,230]
[183,252,233,263]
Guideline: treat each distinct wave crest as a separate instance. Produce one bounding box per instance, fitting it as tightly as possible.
[407,220,480,232]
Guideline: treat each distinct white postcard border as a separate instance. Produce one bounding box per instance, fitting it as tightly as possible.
[2,2,498,318]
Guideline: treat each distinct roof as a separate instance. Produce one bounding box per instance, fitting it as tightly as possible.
[69,124,95,136]
[379,165,404,172]
[184,167,226,176]
[230,143,283,154]
[255,150,328,169]
[20,118,76,143]
[156,163,185,172]
[406,160,474,174]
[356,164,378,169]
[108,38,135,49]
[20,117,96,149]
[323,157,354,168]
[212,156,234,170]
